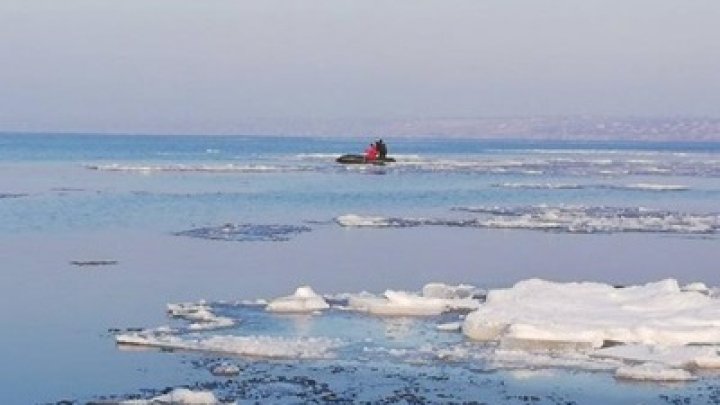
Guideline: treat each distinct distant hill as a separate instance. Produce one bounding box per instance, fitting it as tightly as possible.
[203,116,720,140]
[4,116,720,140]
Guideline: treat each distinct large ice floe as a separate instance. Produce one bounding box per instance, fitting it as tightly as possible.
[463,279,720,346]
[462,278,720,381]
[337,205,720,234]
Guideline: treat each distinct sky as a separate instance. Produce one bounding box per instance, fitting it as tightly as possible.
[1,0,719,134]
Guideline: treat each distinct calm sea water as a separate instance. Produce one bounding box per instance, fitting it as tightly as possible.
[1,133,720,403]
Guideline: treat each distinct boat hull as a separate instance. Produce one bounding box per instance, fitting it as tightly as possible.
[336,154,396,164]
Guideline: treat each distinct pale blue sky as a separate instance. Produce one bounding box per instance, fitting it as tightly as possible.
[1,0,719,134]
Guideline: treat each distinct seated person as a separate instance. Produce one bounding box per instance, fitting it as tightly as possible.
[376,139,388,159]
[365,143,378,161]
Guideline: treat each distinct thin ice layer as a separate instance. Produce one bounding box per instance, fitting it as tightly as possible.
[116,333,341,359]
[615,364,696,382]
[593,344,720,369]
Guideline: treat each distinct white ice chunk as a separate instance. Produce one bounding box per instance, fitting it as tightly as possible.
[167,301,235,331]
[436,322,462,332]
[336,214,393,227]
[210,362,241,376]
[463,279,720,347]
[266,286,329,313]
[120,388,219,404]
[347,286,480,316]
[422,282,482,299]
[622,183,689,191]
[615,364,696,382]
[682,282,709,294]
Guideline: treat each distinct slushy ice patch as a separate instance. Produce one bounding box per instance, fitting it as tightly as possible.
[338,206,720,234]
[455,205,720,233]
[492,182,690,191]
[175,223,311,242]
[86,163,317,173]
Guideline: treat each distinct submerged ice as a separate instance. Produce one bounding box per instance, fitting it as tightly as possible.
[175,223,311,242]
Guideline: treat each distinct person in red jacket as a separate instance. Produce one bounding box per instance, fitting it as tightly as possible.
[365,143,378,162]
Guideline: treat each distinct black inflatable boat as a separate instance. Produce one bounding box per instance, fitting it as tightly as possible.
[336,154,396,164]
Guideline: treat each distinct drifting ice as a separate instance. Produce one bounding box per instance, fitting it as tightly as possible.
[266,286,330,313]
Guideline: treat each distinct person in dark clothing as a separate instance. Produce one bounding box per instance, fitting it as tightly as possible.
[376,139,388,160]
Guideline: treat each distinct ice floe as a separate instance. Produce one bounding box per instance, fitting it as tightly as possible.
[120,388,220,404]
[492,182,584,190]
[463,279,720,347]
[614,364,696,382]
[175,223,311,242]
[617,183,690,191]
[491,182,690,192]
[461,279,720,380]
[593,343,720,370]
[682,282,710,294]
[456,205,720,234]
[167,301,235,331]
[85,163,313,173]
[266,286,330,313]
[116,333,341,359]
[337,205,720,234]
[345,283,482,316]
[209,362,241,376]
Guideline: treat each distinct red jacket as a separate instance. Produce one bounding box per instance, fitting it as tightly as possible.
[365,145,378,161]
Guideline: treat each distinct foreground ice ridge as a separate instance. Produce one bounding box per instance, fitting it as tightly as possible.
[114,282,481,359]
[337,205,720,234]
[115,280,720,382]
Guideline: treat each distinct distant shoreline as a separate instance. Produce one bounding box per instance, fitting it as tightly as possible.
[2,115,720,141]
[2,131,720,145]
